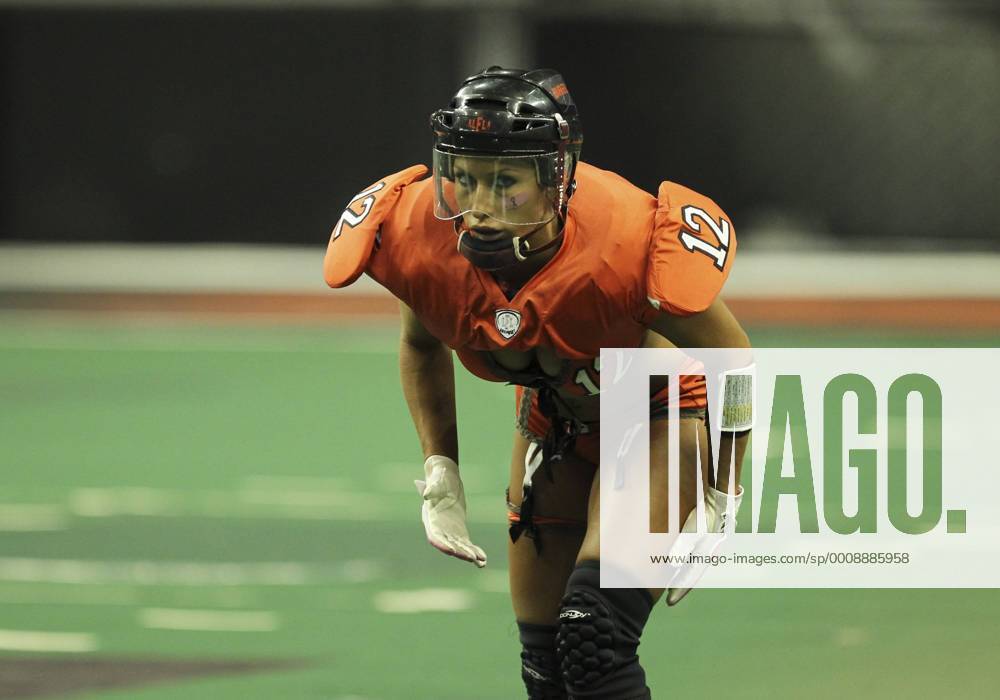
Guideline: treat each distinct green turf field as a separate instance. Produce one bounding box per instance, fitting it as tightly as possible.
[1,313,998,699]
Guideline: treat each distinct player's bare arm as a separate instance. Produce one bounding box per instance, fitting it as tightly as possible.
[398,301,458,461]
[643,298,753,605]
[399,301,487,567]
[647,297,749,351]
[647,297,752,491]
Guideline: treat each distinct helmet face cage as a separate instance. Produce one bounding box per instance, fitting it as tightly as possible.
[432,149,570,226]
[430,67,582,226]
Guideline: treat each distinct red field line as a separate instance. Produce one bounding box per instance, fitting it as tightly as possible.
[1,291,999,329]
[727,297,1000,329]
[0,291,399,320]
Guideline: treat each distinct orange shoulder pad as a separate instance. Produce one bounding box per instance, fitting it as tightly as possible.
[647,181,736,315]
[323,165,429,288]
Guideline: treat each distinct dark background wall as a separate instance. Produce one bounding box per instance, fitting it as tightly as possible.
[539,19,1000,250]
[0,9,460,245]
[1,6,997,249]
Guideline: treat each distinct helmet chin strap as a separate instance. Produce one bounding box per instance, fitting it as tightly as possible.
[456,219,563,272]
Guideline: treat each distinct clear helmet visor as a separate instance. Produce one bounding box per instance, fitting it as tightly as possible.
[432,149,568,226]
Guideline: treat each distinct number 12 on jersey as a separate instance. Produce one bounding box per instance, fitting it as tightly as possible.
[679,205,731,270]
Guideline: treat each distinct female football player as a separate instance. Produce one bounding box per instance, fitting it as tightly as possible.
[325,67,751,700]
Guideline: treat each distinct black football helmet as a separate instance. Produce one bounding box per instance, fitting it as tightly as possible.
[430,67,584,269]
[431,67,583,157]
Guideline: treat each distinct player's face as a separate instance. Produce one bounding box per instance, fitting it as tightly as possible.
[451,156,551,231]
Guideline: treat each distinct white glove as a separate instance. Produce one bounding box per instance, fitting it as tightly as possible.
[667,484,743,606]
[414,455,487,568]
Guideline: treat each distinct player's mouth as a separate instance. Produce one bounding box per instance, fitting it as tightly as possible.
[469,227,509,242]
[462,226,513,253]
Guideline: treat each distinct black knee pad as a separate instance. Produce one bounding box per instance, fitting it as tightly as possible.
[556,560,654,700]
[518,621,567,699]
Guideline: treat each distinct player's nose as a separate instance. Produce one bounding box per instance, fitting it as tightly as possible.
[467,210,500,229]
[468,192,501,218]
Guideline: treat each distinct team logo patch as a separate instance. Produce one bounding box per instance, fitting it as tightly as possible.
[495,309,522,340]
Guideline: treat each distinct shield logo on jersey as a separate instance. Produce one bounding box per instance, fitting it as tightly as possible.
[495,309,522,340]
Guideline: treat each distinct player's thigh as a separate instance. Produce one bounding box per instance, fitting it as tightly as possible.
[508,430,595,625]
[576,416,710,591]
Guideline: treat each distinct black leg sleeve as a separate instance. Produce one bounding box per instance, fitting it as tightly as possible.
[556,560,654,700]
[519,621,568,699]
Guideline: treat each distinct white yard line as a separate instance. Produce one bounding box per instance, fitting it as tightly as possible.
[5,487,497,524]
[65,486,397,521]
[372,588,475,614]
[1,486,497,526]
[0,504,68,531]
[0,582,261,608]
[138,608,279,632]
[0,583,140,607]
[0,629,97,653]
[69,488,176,517]
[0,558,309,586]
[0,557,382,586]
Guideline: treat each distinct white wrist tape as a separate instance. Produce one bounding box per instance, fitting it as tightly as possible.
[707,483,744,533]
[717,363,755,432]
[423,454,459,479]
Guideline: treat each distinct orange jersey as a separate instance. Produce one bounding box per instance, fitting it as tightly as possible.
[324,161,736,401]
